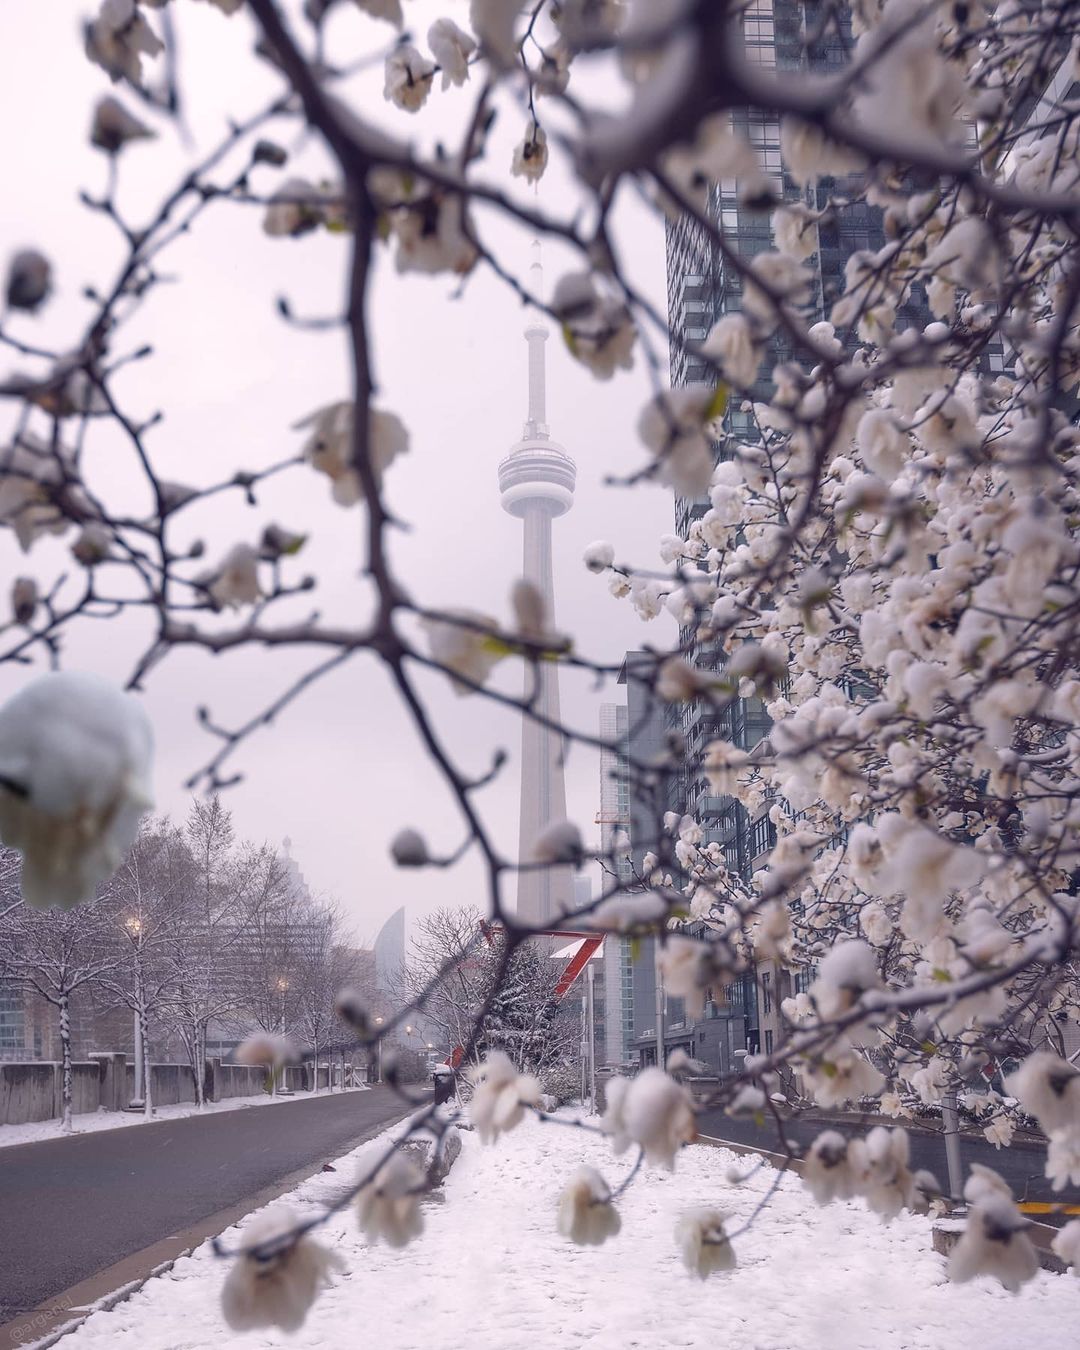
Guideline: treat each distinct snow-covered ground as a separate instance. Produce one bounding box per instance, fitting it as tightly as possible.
[51,1112,1080,1350]
[0,1085,369,1150]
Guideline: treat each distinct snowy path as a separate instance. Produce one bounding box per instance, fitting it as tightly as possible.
[53,1113,1080,1350]
[0,1086,368,1150]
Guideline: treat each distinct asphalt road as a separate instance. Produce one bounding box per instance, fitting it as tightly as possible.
[0,1087,410,1324]
[697,1106,1080,1213]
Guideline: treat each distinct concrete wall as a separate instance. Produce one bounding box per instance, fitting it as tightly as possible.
[0,1053,308,1126]
[0,1061,58,1124]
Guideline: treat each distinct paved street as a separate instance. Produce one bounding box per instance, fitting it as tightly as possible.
[0,1087,411,1325]
[697,1105,1080,1215]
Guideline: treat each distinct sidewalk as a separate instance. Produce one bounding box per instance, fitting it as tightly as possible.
[49,1114,1080,1350]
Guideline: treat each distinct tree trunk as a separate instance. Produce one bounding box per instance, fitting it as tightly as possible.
[140,1005,153,1120]
[311,1038,319,1092]
[59,992,73,1134]
[194,1021,206,1107]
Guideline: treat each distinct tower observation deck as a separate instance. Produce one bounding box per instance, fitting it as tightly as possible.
[498,247,576,927]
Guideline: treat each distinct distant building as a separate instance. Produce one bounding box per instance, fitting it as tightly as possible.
[374,906,406,997]
[597,704,634,1068]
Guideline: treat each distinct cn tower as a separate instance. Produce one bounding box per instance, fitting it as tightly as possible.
[498,246,576,926]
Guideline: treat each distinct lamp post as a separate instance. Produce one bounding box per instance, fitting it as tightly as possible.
[123,916,146,1111]
[374,1015,384,1084]
[274,977,289,1094]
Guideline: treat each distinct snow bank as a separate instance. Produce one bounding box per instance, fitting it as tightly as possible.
[56,1115,1080,1350]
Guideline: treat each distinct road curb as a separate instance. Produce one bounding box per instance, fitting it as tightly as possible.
[0,1104,415,1350]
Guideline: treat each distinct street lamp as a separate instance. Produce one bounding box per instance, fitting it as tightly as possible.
[374,1015,384,1084]
[123,915,145,1109]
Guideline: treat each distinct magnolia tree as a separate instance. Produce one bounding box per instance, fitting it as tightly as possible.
[1,0,1080,1329]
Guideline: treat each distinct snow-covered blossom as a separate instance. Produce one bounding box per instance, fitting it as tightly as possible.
[1052,1219,1080,1275]
[675,1209,736,1278]
[655,657,709,703]
[221,1206,344,1333]
[803,1131,857,1205]
[809,940,880,1019]
[0,433,83,551]
[236,1033,294,1071]
[294,401,408,506]
[356,1152,425,1247]
[779,118,863,186]
[0,673,153,909]
[510,578,550,642]
[700,315,760,389]
[602,1068,696,1169]
[71,523,110,568]
[556,1166,621,1246]
[384,45,435,111]
[948,1168,1038,1293]
[512,125,548,183]
[390,828,429,866]
[772,206,818,261]
[658,936,728,1019]
[11,577,36,626]
[263,179,328,238]
[428,18,476,87]
[90,95,154,153]
[470,0,524,68]
[856,409,907,481]
[805,1046,885,1109]
[85,0,164,84]
[354,0,405,24]
[389,193,478,275]
[1046,1128,1080,1192]
[552,273,636,379]
[583,540,614,572]
[586,890,668,933]
[703,739,750,796]
[468,1050,541,1143]
[638,388,723,496]
[420,610,504,694]
[983,1115,1015,1150]
[5,250,51,313]
[859,900,894,947]
[1004,1053,1080,1135]
[857,815,985,943]
[208,544,261,610]
[531,818,584,865]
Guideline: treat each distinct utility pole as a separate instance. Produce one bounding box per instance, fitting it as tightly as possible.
[654,938,666,1069]
[941,1090,965,1201]
[585,960,597,1113]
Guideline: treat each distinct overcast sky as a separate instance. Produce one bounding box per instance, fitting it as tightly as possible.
[0,0,677,947]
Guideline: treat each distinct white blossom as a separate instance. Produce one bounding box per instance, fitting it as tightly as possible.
[948,1170,1038,1293]
[700,315,760,389]
[263,179,326,238]
[583,540,615,572]
[638,388,722,497]
[512,125,548,183]
[1052,1219,1080,1274]
[10,577,37,626]
[531,818,584,864]
[390,828,429,866]
[384,45,435,112]
[552,273,636,379]
[1004,1053,1080,1135]
[468,1050,541,1143]
[803,1131,858,1204]
[91,95,155,153]
[356,1152,425,1247]
[221,1207,344,1333]
[389,193,478,276]
[428,18,476,87]
[420,610,505,694]
[602,1068,696,1169]
[1046,1127,1080,1192]
[208,544,261,610]
[675,1209,736,1278]
[0,673,153,909]
[658,936,726,1019]
[85,0,164,85]
[556,1166,621,1246]
[236,1032,294,1071]
[779,118,863,186]
[0,433,82,551]
[72,523,111,567]
[294,401,408,506]
[470,0,524,68]
[5,250,52,313]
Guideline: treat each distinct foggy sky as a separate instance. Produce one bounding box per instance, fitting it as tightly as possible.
[0,0,676,947]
